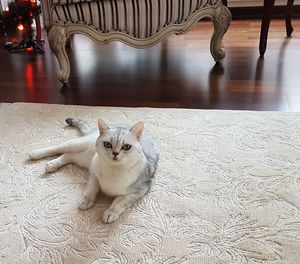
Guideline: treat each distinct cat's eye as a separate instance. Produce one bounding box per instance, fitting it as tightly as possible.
[122,144,131,151]
[103,142,112,148]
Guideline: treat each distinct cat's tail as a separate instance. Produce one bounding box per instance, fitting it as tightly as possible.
[66,118,93,136]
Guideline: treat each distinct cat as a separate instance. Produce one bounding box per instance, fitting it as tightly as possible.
[29,118,160,223]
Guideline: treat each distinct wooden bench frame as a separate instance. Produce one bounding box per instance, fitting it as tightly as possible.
[41,1,231,85]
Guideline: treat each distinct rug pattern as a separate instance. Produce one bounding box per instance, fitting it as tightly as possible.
[1,103,300,263]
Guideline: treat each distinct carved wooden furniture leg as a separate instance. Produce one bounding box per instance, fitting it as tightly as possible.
[48,26,70,85]
[211,5,231,62]
[286,0,294,36]
[259,0,275,57]
[66,35,74,48]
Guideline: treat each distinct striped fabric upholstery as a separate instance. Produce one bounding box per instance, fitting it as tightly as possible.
[51,0,222,38]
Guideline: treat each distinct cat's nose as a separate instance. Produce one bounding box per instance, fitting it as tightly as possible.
[112,152,119,157]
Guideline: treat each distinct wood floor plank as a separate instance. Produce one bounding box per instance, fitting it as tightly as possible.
[0,19,299,110]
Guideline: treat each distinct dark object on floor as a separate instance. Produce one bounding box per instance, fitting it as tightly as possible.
[7,38,44,53]
[2,0,43,53]
[260,0,294,56]
[222,0,295,57]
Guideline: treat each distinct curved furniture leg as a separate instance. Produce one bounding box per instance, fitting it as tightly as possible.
[211,5,231,63]
[66,34,74,48]
[286,0,294,36]
[48,26,70,85]
[259,0,275,57]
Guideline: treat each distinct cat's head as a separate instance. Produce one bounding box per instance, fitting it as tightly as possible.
[95,119,144,167]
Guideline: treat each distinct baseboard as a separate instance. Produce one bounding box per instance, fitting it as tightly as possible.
[229,5,300,19]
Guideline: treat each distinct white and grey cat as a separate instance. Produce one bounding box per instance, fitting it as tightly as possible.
[29,118,160,223]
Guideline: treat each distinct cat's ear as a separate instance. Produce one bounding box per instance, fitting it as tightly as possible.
[130,122,144,140]
[98,119,109,135]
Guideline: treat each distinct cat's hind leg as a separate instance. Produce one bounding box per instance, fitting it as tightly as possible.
[29,138,86,160]
[29,146,58,160]
[45,153,73,173]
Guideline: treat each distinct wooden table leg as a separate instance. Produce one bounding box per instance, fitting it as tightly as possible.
[259,0,275,57]
[286,0,294,36]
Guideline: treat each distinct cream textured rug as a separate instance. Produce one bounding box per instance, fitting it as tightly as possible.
[1,103,300,264]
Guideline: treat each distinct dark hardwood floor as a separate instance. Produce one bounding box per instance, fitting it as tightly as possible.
[1,19,300,111]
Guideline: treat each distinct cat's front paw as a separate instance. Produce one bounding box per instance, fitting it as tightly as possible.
[78,195,95,210]
[45,161,58,173]
[102,209,120,223]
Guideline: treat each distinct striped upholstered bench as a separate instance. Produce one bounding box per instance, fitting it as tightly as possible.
[41,0,231,85]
